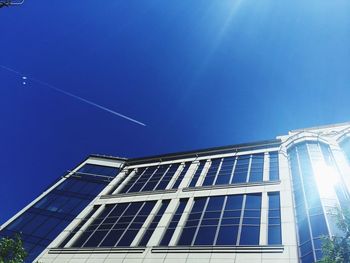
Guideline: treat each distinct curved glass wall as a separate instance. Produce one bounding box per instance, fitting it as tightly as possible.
[339,136,350,165]
[288,141,347,263]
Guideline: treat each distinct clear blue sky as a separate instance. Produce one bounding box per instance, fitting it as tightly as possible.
[1,0,350,224]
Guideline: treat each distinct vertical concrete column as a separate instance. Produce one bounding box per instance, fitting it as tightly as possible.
[259,192,268,245]
[65,204,106,247]
[179,161,199,188]
[131,200,162,246]
[112,169,137,194]
[166,163,184,189]
[196,160,211,187]
[147,199,180,246]
[169,198,194,245]
[263,152,270,182]
[99,169,129,195]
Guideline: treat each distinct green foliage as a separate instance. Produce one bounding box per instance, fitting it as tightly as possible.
[320,208,350,263]
[0,234,27,263]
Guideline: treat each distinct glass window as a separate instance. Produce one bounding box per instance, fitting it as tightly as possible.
[119,164,180,194]
[231,155,250,184]
[340,137,350,165]
[268,192,281,245]
[214,157,235,185]
[70,201,156,248]
[77,164,119,177]
[177,193,263,247]
[216,225,239,245]
[239,193,261,245]
[194,226,217,245]
[138,200,170,246]
[249,153,264,182]
[239,225,260,245]
[189,160,206,187]
[269,152,279,181]
[160,199,188,246]
[288,142,335,262]
[172,162,191,189]
[0,172,111,261]
[202,159,221,186]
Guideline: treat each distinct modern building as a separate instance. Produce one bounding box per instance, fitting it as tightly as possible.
[1,122,350,263]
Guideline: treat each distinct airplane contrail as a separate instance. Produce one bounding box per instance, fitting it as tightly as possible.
[0,65,146,126]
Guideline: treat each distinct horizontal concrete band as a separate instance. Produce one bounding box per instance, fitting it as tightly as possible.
[152,246,284,253]
[48,247,145,254]
[48,246,284,255]
[100,189,178,199]
[182,180,281,192]
[100,181,281,199]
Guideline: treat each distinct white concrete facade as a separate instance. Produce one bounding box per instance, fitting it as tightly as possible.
[5,122,350,263]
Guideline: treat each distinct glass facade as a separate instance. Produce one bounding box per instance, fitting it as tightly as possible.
[119,163,180,193]
[7,123,350,263]
[160,199,188,246]
[178,193,262,246]
[72,201,156,247]
[200,153,267,187]
[268,192,281,245]
[269,152,279,181]
[138,200,170,246]
[172,162,191,189]
[188,160,206,187]
[288,142,344,263]
[0,164,120,262]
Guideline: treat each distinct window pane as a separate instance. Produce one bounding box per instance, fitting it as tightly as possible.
[232,156,249,183]
[216,226,239,245]
[178,227,196,246]
[249,153,264,182]
[189,161,206,187]
[206,196,225,211]
[239,226,260,245]
[194,226,217,245]
[268,226,281,245]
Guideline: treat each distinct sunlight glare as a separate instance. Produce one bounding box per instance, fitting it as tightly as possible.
[313,162,339,199]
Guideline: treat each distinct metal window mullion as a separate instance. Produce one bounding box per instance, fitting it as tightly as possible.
[246,155,253,183]
[236,194,247,245]
[72,171,115,181]
[81,203,119,247]
[65,205,105,248]
[212,158,224,185]
[114,202,147,247]
[96,202,133,247]
[297,144,317,261]
[125,167,148,193]
[213,196,227,245]
[139,165,161,192]
[229,157,238,184]
[191,197,210,246]
[153,164,172,190]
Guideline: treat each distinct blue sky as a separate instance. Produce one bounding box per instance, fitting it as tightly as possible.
[1,0,350,224]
